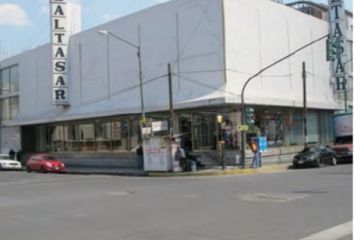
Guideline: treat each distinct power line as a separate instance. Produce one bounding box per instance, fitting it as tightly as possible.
[171,0,213,69]
[179,68,299,78]
[173,73,240,97]
[72,74,168,109]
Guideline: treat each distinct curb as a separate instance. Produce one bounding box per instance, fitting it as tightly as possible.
[147,163,291,177]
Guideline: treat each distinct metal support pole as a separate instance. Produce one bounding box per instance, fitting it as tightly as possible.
[168,64,174,136]
[137,25,145,123]
[302,62,308,148]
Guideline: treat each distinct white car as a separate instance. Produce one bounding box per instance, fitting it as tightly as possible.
[0,154,22,170]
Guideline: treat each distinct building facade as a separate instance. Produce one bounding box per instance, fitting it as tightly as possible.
[0,0,342,168]
[287,1,353,111]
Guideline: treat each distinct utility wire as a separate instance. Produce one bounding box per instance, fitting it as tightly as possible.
[173,73,240,97]
[171,0,213,69]
[179,68,298,78]
[73,74,168,109]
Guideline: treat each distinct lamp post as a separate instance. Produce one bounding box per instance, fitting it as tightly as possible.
[98,28,145,123]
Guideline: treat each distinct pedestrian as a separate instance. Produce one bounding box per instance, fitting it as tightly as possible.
[250,138,260,168]
[16,150,23,162]
[136,144,144,170]
[9,149,15,160]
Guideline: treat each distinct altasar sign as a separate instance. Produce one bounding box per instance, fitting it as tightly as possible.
[51,0,69,105]
[328,0,347,92]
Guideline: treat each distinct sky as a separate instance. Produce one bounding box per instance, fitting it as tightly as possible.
[0,0,352,59]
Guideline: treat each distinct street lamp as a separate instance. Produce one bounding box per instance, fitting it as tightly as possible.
[98,28,145,123]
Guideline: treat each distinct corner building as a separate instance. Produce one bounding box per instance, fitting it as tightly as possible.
[0,0,342,168]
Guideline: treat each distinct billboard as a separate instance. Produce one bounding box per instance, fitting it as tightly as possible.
[51,0,69,105]
[328,0,347,92]
[333,114,353,138]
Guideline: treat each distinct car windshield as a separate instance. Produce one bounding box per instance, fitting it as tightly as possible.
[43,156,57,161]
[301,147,318,153]
[0,155,11,160]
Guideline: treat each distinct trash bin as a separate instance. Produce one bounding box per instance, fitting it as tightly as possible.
[191,160,197,172]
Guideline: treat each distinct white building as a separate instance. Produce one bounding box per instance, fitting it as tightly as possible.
[0,0,342,167]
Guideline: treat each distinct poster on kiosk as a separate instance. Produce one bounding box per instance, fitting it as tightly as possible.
[142,121,173,172]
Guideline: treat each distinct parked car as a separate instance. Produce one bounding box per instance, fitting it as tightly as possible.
[332,137,352,163]
[293,145,337,168]
[0,154,22,170]
[26,154,65,173]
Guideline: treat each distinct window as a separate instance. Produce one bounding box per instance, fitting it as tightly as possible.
[1,68,10,95]
[48,125,65,152]
[0,65,19,121]
[78,123,95,151]
[96,120,112,151]
[64,124,79,151]
[112,119,129,151]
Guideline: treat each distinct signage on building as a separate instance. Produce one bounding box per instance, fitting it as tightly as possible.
[51,0,69,105]
[328,0,347,92]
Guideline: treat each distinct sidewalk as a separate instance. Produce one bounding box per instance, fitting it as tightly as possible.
[64,163,291,177]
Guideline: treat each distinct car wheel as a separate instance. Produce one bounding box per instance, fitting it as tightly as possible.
[315,158,321,168]
[331,157,337,166]
[26,166,31,173]
[40,166,47,173]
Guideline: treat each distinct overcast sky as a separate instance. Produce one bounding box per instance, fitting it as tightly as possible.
[0,0,352,59]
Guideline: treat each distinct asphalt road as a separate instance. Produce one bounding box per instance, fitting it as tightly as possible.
[0,164,352,240]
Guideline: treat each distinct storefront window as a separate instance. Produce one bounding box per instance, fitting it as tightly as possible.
[112,119,129,151]
[64,124,79,151]
[48,125,65,152]
[78,123,95,151]
[192,113,215,150]
[307,111,319,144]
[130,119,140,149]
[284,110,303,146]
[96,120,112,151]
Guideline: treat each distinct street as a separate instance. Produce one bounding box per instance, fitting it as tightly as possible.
[0,164,352,240]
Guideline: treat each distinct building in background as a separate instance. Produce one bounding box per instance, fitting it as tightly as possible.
[0,0,344,168]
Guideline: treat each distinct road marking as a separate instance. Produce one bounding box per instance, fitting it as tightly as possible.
[238,193,308,203]
[299,221,352,240]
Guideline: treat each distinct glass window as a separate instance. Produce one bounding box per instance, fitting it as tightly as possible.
[307,111,319,144]
[64,124,79,151]
[112,119,129,151]
[1,68,10,95]
[78,123,95,151]
[10,66,19,93]
[48,125,65,152]
[192,113,216,150]
[130,119,140,150]
[96,120,112,151]
[1,98,10,121]
[10,96,19,119]
[284,110,303,146]
[256,109,284,147]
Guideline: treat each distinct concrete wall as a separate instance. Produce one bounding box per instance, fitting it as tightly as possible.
[223,0,338,109]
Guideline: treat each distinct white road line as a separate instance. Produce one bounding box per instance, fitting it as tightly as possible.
[299,221,353,240]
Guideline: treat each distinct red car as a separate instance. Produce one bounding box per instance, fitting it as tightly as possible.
[26,154,65,173]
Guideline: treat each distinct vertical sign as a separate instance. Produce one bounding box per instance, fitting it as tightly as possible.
[328,0,347,92]
[51,0,69,105]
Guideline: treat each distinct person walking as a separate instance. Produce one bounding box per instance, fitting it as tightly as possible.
[9,149,15,160]
[250,138,260,168]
